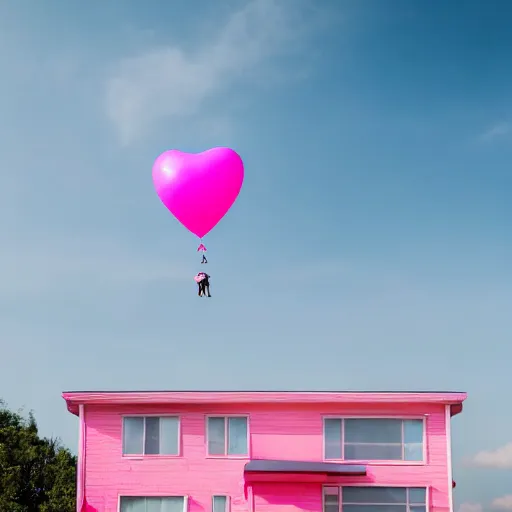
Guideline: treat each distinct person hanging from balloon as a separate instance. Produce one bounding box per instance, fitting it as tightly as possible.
[194,272,211,297]
[152,147,244,297]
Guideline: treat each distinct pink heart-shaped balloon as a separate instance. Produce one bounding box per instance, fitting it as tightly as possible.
[152,147,244,238]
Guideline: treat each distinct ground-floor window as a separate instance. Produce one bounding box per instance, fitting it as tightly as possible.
[324,486,427,512]
[120,495,186,512]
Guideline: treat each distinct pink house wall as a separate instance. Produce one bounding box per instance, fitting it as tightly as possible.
[80,402,453,512]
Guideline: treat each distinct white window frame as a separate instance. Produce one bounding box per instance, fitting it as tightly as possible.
[205,415,250,458]
[118,494,189,512]
[212,495,230,512]
[322,416,427,464]
[121,414,181,457]
[322,485,430,512]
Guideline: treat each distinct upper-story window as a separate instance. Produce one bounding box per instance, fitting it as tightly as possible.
[323,418,424,461]
[122,416,180,456]
[324,486,427,512]
[207,416,248,456]
[212,496,229,512]
[120,495,187,512]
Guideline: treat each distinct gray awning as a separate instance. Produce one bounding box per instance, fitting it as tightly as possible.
[244,459,366,475]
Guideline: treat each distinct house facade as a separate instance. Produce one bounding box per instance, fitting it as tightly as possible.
[62,390,467,512]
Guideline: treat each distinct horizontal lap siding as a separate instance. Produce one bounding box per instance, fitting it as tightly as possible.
[251,410,322,460]
[85,407,248,511]
[253,483,321,512]
[83,404,449,512]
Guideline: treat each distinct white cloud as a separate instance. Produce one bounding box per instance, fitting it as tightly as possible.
[480,122,510,141]
[458,504,483,512]
[105,0,316,145]
[492,496,512,511]
[472,443,512,469]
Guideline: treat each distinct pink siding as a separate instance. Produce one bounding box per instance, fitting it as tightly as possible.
[78,402,455,512]
[254,483,320,512]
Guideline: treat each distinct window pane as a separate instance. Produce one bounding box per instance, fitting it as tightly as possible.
[123,418,144,455]
[160,417,179,455]
[228,417,248,455]
[324,491,339,512]
[162,497,185,512]
[213,496,227,512]
[145,417,160,455]
[342,487,407,504]
[410,507,426,512]
[404,420,423,444]
[344,419,402,444]
[208,417,226,455]
[408,488,426,504]
[404,443,423,461]
[343,505,406,512]
[324,419,342,459]
[147,497,163,512]
[120,497,146,512]
[344,443,402,460]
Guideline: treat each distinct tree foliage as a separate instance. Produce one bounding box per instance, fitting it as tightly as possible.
[0,400,76,511]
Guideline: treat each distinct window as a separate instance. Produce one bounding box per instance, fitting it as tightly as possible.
[212,496,229,512]
[122,416,179,456]
[207,416,248,456]
[120,496,186,512]
[323,486,427,512]
[324,418,424,461]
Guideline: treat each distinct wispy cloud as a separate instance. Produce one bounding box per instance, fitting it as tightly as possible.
[492,496,512,511]
[479,122,511,142]
[0,236,191,299]
[105,0,319,145]
[471,443,512,469]
[458,504,483,512]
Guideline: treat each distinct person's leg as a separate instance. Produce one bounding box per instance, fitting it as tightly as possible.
[205,279,211,297]
[198,282,202,296]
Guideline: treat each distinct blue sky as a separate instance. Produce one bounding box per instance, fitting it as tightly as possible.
[0,0,511,509]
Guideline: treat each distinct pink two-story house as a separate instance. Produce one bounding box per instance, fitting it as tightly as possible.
[62,390,467,512]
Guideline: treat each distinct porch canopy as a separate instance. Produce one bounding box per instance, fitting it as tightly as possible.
[244,459,367,483]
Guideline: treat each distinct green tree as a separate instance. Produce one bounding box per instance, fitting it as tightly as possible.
[0,400,76,511]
